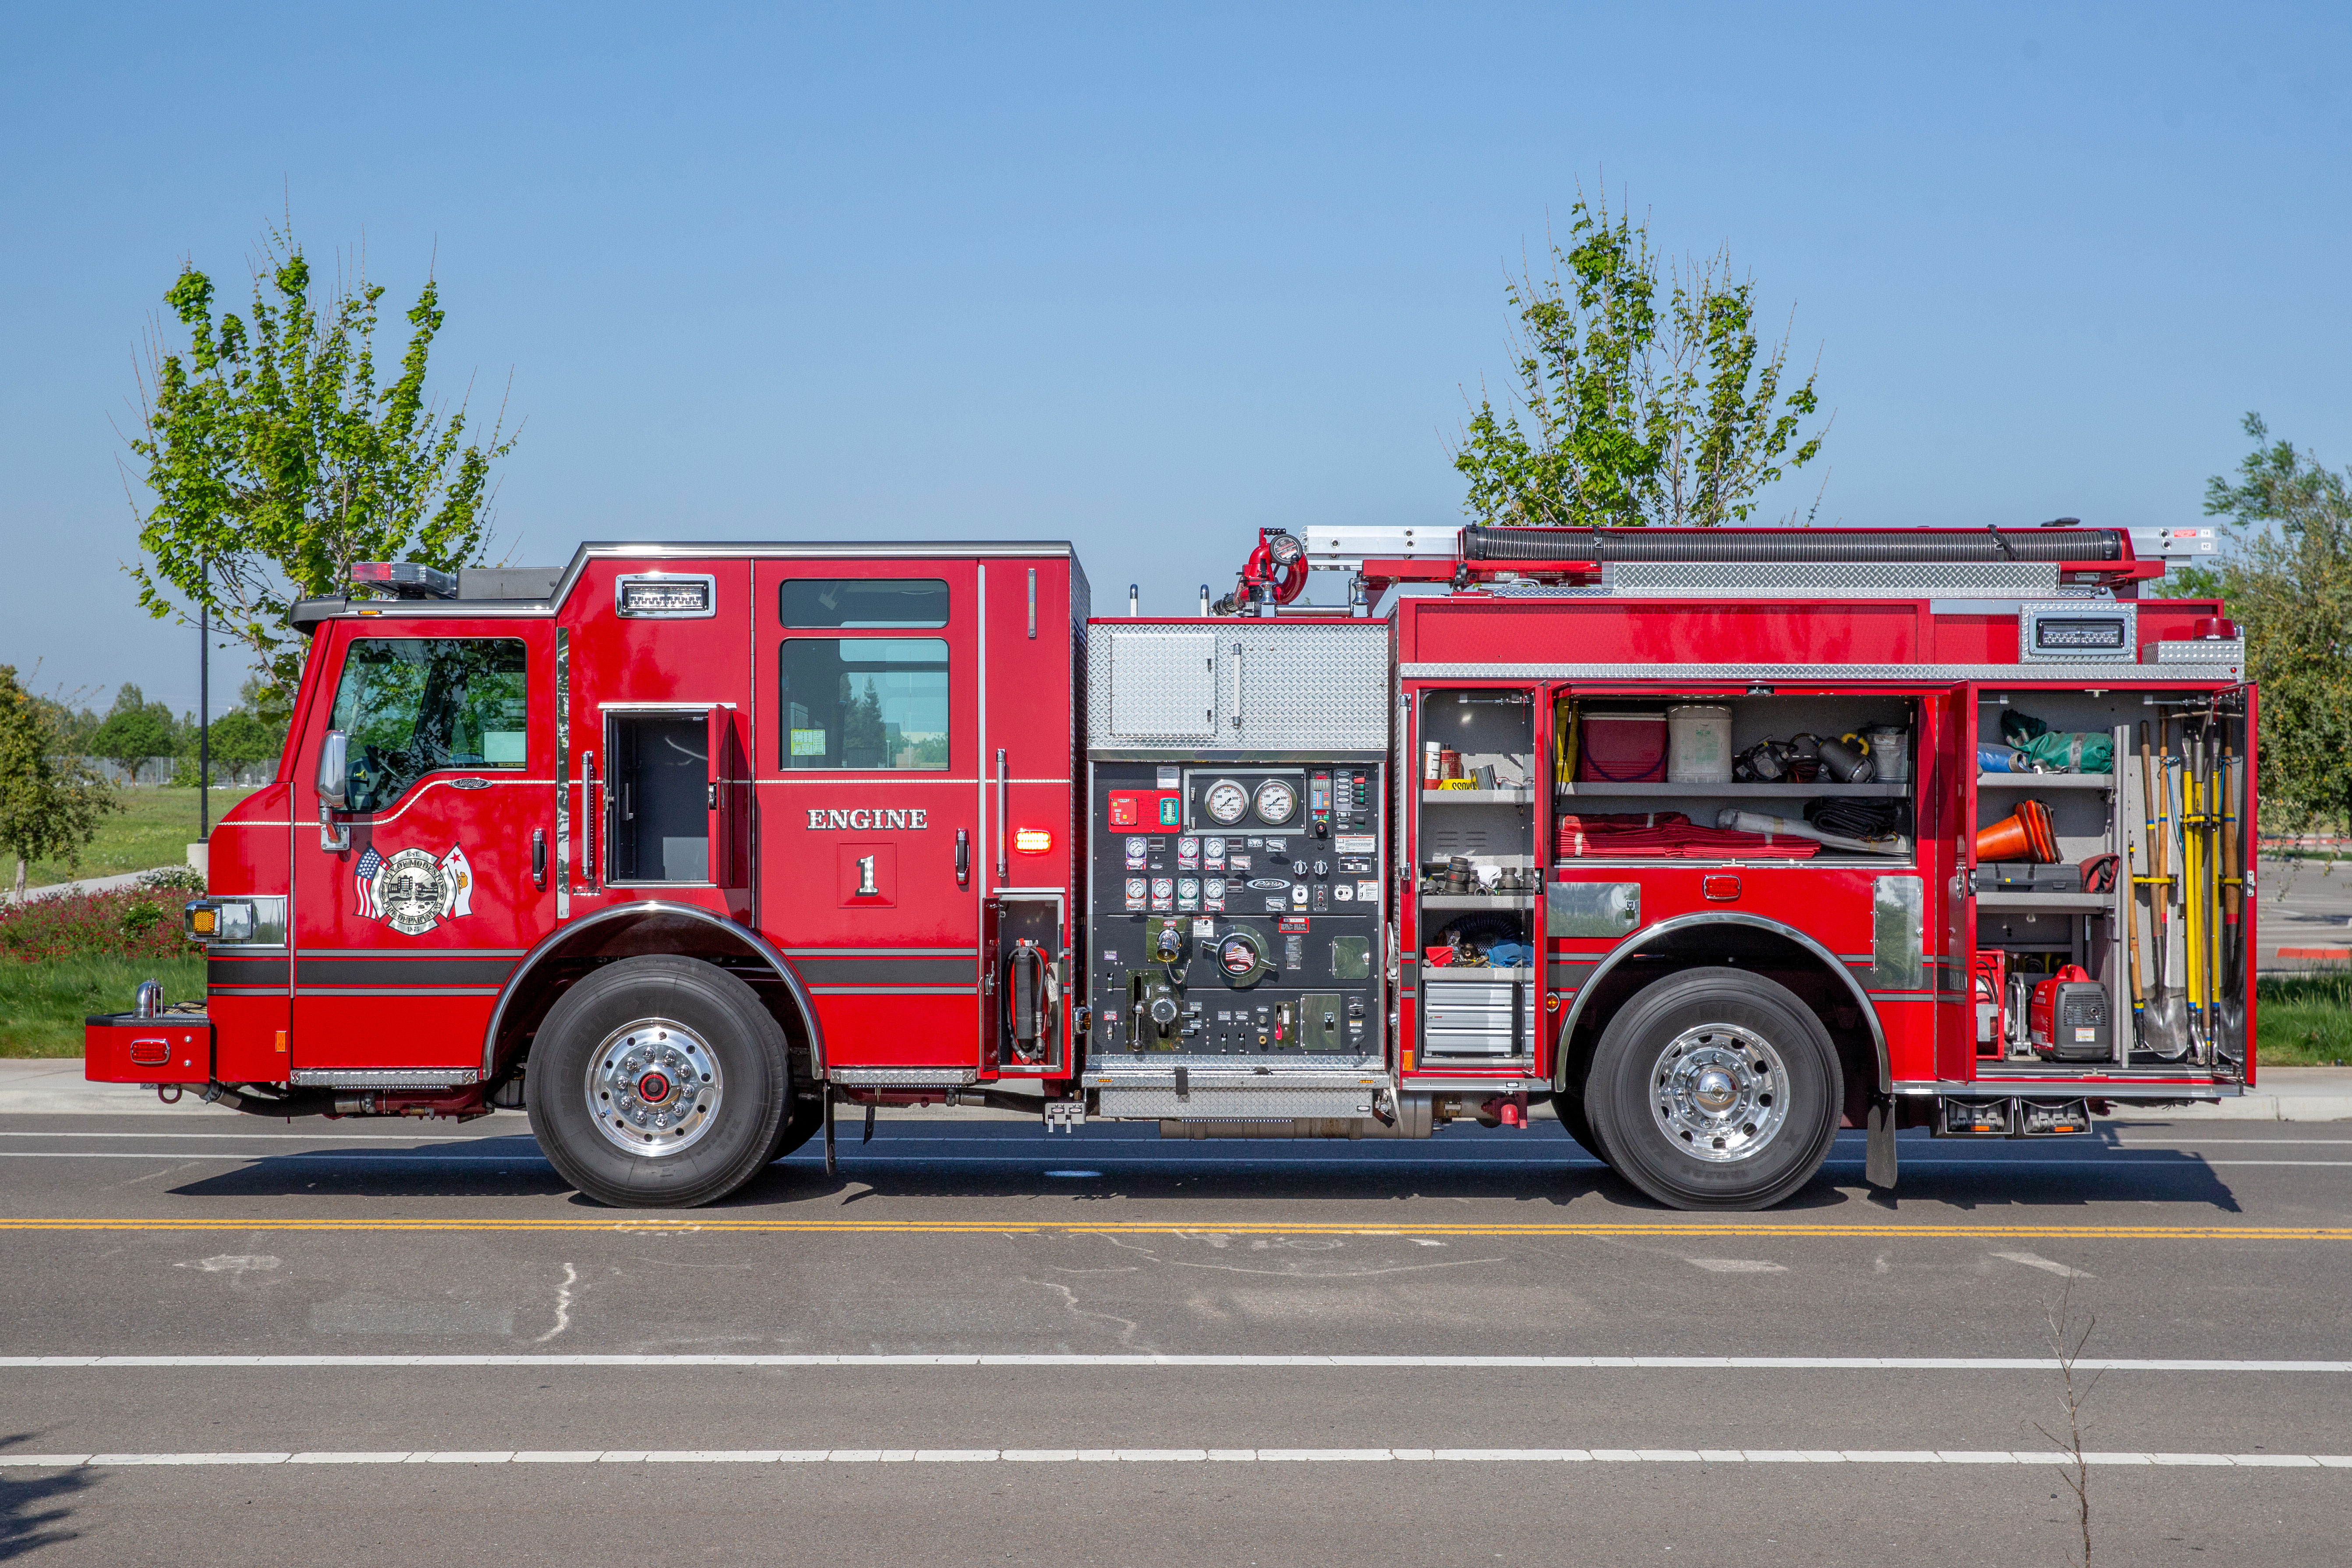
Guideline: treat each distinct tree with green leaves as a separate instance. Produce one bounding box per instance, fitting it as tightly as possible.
[0,665,120,899]
[87,683,180,772]
[1455,190,1828,529]
[2165,414,2352,836]
[127,230,516,706]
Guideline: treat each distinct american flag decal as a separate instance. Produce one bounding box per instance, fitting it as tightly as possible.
[354,845,382,919]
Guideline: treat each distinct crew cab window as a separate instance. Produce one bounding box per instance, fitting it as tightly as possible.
[779,639,948,769]
[329,638,528,811]
[780,578,948,628]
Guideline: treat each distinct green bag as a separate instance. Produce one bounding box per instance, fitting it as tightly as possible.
[2000,709,2113,773]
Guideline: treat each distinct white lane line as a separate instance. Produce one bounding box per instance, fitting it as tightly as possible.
[6,1151,2352,1169]
[1992,1250,2098,1279]
[2,1354,2347,1371]
[3,1447,2347,1469]
[0,1132,500,1143]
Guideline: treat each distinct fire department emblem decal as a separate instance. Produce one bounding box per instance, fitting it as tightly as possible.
[354,844,476,936]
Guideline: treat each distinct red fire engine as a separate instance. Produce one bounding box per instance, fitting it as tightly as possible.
[88,523,2257,1211]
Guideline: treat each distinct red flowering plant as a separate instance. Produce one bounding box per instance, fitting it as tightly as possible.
[0,887,192,963]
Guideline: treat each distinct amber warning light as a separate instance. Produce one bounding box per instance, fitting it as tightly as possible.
[1014,828,1054,854]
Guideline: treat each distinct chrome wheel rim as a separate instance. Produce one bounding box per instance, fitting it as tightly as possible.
[584,1018,722,1157]
[1648,1022,1789,1163]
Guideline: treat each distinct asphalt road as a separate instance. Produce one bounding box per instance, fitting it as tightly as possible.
[3,1111,2349,1565]
[2259,854,2352,969]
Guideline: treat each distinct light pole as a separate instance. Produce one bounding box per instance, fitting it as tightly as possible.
[197,556,209,844]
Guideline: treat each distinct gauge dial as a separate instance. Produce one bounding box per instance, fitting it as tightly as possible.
[1253,777,1298,825]
[1203,778,1249,825]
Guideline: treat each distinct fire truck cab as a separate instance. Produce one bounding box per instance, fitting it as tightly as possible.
[89,523,2257,1212]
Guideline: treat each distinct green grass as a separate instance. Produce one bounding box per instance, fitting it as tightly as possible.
[0,954,208,1056]
[2258,967,2352,1067]
[18,787,257,887]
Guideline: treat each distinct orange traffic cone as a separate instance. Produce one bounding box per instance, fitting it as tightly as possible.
[1976,798,2058,863]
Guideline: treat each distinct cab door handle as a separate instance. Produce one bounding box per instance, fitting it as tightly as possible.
[532,830,548,890]
[956,829,970,887]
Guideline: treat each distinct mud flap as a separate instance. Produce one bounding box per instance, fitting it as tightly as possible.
[1866,1095,1898,1190]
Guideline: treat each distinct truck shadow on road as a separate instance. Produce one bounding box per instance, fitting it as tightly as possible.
[153,1127,2245,1215]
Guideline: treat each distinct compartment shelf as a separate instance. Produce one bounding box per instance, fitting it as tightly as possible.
[1977,773,2115,791]
[1421,788,1533,804]
[1556,780,1909,798]
[1419,894,1536,910]
[1974,891,2115,912]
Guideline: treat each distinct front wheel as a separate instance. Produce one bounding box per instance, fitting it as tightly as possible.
[1583,969,1842,1211]
[527,955,790,1208]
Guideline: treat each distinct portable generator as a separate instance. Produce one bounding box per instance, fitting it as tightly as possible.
[2030,965,2112,1062]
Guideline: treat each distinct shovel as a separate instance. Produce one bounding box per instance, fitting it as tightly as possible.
[2214,742,2246,1059]
[2137,721,2190,1059]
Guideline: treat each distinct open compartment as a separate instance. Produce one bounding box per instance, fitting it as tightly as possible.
[1414,688,1538,1063]
[1968,688,2249,1075]
[1553,693,1920,866]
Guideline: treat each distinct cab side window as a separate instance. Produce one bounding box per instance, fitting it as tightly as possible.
[329,639,528,811]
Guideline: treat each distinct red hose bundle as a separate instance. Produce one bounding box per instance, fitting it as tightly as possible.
[1555,812,1819,860]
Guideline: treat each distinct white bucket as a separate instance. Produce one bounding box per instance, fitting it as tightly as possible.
[1666,704,1733,784]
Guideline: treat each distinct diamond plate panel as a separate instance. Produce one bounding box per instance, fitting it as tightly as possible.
[1104,629,1217,738]
[1091,622,1390,752]
[1401,661,2242,685]
[1097,1085,1379,1119]
[2143,639,2246,666]
[1603,560,2062,597]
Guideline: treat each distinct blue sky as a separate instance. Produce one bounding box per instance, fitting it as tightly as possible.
[4,2,2346,713]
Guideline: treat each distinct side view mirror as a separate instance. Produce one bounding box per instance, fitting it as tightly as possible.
[316,731,351,811]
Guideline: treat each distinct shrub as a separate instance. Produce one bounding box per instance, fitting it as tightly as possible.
[0,887,192,962]
[138,866,206,893]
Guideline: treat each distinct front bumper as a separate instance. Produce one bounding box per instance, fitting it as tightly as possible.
[85,1013,211,1084]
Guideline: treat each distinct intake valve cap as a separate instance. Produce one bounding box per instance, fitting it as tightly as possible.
[1148,996,1180,1027]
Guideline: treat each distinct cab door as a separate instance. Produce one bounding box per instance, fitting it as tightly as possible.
[755,563,982,1068]
[290,622,556,1079]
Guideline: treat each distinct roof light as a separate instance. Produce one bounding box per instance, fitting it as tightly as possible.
[615,573,716,618]
[349,562,456,599]
[1014,827,1054,855]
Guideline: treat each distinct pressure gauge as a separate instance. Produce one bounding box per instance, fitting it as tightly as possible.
[1253,777,1298,825]
[1203,778,1249,826]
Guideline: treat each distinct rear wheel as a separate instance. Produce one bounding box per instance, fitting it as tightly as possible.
[1583,969,1841,1211]
[527,955,789,1208]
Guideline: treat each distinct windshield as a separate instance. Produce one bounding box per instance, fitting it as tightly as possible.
[329,638,528,811]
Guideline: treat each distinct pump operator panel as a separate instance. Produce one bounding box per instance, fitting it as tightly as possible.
[1088,761,1385,1060]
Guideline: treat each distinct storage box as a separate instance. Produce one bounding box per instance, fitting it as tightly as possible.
[1421,971,1531,1059]
[85,1013,211,1084]
[1576,712,1668,784]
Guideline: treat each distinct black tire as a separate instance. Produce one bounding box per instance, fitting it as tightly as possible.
[766,1095,824,1164]
[1582,969,1841,1211]
[526,955,789,1208]
[1552,1087,1608,1165]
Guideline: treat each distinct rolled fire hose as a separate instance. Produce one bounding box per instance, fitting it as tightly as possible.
[1716,809,1913,857]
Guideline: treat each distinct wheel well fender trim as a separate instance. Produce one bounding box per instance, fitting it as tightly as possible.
[481,901,825,1079]
[1552,911,1889,1097]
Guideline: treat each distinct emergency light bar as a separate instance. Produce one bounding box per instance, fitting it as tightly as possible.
[350,562,457,599]
[615,573,717,618]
